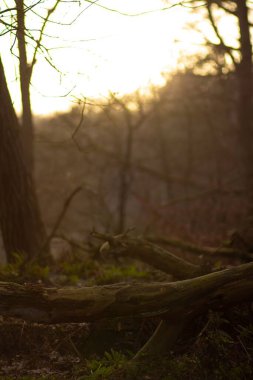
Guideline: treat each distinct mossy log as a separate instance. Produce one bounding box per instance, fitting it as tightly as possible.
[0,262,252,324]
[93,232,203,279]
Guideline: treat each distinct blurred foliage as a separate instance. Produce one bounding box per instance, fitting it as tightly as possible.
[0,251,149,286]
[0,252,49,282]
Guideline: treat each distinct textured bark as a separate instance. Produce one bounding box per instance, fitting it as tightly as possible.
[0,57,46,261]
[0,262,252,324]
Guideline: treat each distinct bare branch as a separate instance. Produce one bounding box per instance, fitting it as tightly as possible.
[42,186,82,250]
[30,0,61,76]
[82,0,207,17]
[206,1,237,67]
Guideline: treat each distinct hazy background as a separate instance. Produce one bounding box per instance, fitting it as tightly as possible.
[0,0,251,261]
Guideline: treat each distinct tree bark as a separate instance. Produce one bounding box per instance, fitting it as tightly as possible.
[0,262,252,323]
[0,57,47,262]
[236,0,253,209]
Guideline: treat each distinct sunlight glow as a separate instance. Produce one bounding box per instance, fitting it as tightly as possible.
[0,0,237,115]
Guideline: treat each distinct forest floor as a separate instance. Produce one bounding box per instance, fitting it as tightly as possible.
[0,249,252,379]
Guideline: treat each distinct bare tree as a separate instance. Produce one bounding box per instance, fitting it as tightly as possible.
[0,57,47,262]
[101,94,150,233]
[15,0,33,171]
[14,0,61,172]
[0,0,71,261]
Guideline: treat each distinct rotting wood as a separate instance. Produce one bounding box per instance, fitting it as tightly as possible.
[92,232,204,279]
[0,262,252,324]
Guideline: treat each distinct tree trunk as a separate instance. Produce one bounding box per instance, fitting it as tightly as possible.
[236,0,253,209]
[15,0,34,172]
[0,57,47,262]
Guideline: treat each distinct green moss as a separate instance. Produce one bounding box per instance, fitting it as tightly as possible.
[60,259,98,278]
[0,253,49,282]
[95,264,149,285]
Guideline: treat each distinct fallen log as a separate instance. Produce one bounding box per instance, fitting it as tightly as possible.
[0,262,252,324]
[145,235,253,262]
[92,232,204,279]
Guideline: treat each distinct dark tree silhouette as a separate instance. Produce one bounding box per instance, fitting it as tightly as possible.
[204,0,253,208]
[0,57,47,262]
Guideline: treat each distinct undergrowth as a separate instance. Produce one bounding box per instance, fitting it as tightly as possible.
[0,252,150,286]
[0,254,252,379]
[71,308,253,380]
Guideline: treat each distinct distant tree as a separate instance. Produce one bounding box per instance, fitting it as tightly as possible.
[101,94,150,233]
[191,0,252,210]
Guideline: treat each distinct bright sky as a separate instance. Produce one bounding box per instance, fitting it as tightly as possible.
[0,0,236,115]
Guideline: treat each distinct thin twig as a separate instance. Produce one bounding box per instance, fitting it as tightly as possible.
[42,186,82,252]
